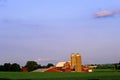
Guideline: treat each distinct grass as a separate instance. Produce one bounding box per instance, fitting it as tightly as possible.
[0,72,120,80]
[94,69,116,72]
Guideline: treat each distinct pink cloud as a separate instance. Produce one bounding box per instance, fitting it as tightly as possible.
[95,9,120,18]
[95,10,113,17]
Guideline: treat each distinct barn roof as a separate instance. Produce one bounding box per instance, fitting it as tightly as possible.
[56,62,66,67]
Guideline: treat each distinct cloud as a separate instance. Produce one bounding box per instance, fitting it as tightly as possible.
[34,57,57,62]
[95,10,113,18]
[94,9,120,18]
[112,9,120,14]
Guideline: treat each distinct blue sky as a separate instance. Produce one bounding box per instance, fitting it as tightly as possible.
[0,0,120,65]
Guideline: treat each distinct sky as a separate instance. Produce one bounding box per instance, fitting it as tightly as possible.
[0,0,120,65]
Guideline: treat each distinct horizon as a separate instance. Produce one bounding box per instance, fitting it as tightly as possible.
[0,0,120,66]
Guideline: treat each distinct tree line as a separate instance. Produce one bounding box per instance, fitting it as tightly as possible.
[0,61,54,72]
[0,61,120,72]
[0,63,21,71]
[89,62,120,70]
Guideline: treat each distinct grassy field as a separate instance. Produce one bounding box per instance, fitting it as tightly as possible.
[0,71,120,80]
[94,69,116,72]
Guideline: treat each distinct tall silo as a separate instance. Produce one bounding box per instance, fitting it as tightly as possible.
[71,53,76,70]
[75,53,82,72]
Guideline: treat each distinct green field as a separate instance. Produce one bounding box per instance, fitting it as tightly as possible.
[94,69,116,72]
[0,72,120,80]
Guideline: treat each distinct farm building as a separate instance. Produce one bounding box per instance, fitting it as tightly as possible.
[33,53,94,72]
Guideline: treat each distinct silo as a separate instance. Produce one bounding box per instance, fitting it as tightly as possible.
[71,53,76,70]
[75,53,82,72]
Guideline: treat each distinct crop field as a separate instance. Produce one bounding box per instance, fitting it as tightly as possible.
[0,71,120,80]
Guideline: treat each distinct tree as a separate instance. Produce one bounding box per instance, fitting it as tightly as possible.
[46,63,54,68]
[37,64,42,68]
[10,63,21,71]
[0,63,21,71]
[25,61,38,71]
[3,63,11,71]
[114,63,118,70]
[96,64,114,69]
[0,65,4,71]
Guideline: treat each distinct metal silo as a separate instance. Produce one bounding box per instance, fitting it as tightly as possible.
[75,53,82,72]
[71,53,76,70]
